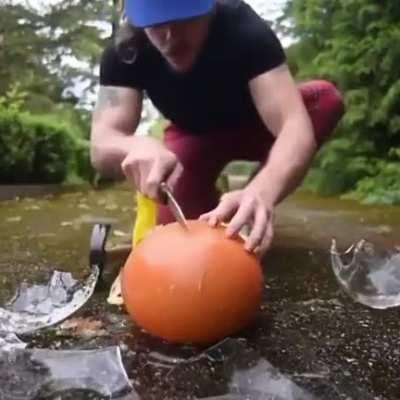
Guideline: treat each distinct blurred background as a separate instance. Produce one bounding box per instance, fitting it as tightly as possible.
[1,0,399,205]
[1,5,400,399]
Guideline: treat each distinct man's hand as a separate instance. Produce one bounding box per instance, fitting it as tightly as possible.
[199,186,274,258]
[121,136,183,201]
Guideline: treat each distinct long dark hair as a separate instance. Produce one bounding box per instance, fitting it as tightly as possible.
[115,19,147,64]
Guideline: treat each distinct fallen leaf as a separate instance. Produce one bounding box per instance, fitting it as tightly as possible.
[113,230,127,237]
[375,225,392,235]
[108,271,124,306]
[6,216,22,223]
[61,221,73,227]
[37,233,57,238]
[25,205,41,211]
[59,317,108,338]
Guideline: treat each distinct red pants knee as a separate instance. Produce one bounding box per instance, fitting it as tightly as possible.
[299,80,345,147]
[157,80,345,224]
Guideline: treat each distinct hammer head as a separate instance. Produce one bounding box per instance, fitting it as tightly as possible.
[89,223,111,276]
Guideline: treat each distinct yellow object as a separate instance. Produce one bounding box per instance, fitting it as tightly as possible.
[132,192,157,246]
[107,191,157,306]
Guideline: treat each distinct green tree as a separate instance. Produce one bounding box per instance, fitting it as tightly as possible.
[284,0,400,204]
[0,0,119,109]
[0,0,123,183]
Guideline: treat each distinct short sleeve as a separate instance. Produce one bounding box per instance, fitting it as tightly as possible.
[241,15,286,81]
[99,43,144,90]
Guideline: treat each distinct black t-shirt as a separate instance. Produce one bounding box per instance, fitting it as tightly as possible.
[99,0,286,134]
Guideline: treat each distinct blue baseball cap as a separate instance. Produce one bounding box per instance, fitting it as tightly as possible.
[124,0,215,28]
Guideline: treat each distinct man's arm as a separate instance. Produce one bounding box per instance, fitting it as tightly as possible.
[90,85,143,178]
[200,63,317,254]
[247,63,317,205]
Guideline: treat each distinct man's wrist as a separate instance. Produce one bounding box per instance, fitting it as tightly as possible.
[245,168,281,206]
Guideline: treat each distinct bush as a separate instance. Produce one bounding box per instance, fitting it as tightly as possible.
[70,138,96,183]
[284,0,400,206]
[0,106,36,182]
[343,160,400,205]
[0,104,93,184]
[222,161,259,176]
[302,134,378,196]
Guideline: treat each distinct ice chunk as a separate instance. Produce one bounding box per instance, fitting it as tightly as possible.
[0,346,134,399]
[0,267,99,335]
[330,239,400,309]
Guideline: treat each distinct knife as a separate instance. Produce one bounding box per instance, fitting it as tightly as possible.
[160,182,189,231]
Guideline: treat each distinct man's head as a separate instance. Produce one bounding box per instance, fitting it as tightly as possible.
[124,0,215,72]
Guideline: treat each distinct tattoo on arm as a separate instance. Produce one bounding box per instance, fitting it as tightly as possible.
[94,87,121,114]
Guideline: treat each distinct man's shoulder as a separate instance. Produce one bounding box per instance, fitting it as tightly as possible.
[217,0,269,28]
[214,0,286,80]
[217,0,277,43]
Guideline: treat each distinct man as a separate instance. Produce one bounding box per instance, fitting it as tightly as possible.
[90,0,344,257]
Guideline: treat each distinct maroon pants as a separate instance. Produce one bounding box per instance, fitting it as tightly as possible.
[157,80,345,224]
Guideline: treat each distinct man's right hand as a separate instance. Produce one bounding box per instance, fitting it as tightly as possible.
[121,135,183,202]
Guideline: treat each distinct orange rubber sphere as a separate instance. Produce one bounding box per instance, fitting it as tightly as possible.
[121,220,263,344]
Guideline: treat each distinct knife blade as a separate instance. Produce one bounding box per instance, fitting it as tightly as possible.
[160,182,189,230]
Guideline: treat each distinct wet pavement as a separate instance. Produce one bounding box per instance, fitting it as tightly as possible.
[0,183,400,399]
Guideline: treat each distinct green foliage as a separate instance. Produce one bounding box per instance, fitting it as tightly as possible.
[0,1,116,102]
[285,0,400,204]
[0,106,70,183]
[72,139,95,183]
[149,119,169,139]
[223,161,258,176]
[23,113,74,183]
[0,1,123,185]
[0,83,28,112]
[343,161,400,205]
[0,103,94,184]
[302,134,377,196]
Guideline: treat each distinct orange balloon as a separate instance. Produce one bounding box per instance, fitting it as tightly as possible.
[121,220,264,344]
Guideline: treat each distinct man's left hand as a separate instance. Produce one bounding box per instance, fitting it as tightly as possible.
[199,188,274,258]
